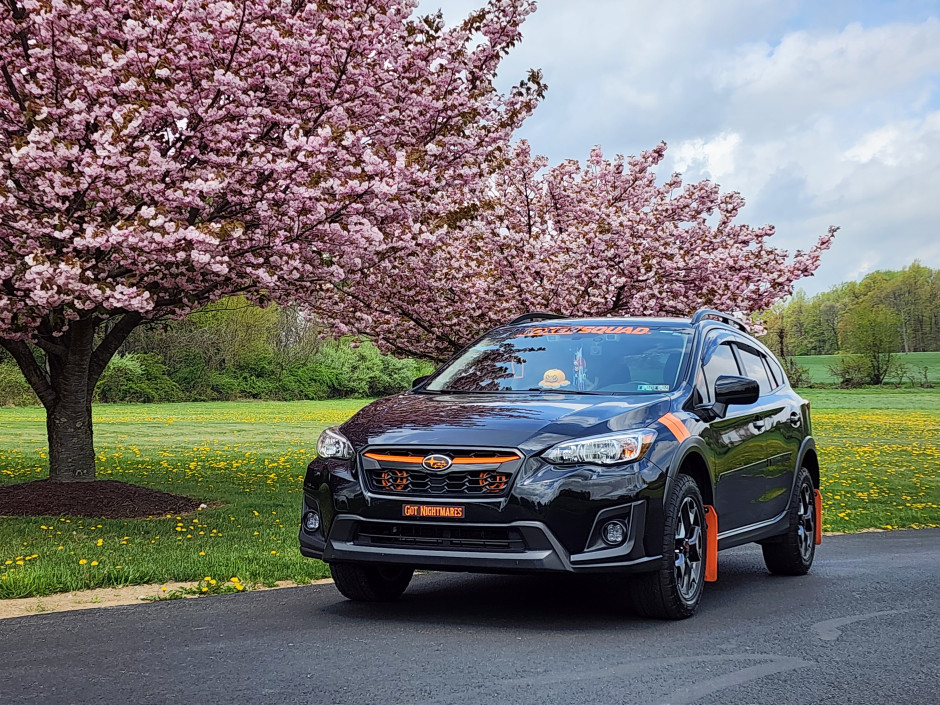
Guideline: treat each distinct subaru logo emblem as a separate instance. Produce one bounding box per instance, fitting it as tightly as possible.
[422,454,452,471]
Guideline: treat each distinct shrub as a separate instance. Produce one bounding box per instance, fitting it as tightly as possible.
[828,355,872,388]
[781,357,811,387]
[95,354,183,403]
[0,361,38,406]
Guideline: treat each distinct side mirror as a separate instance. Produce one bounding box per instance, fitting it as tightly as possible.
[412,375,431,389]
[695,375,759,420]
[714,375,760,406]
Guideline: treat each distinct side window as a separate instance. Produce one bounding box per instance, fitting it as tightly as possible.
[767,354,787,388]
[761,356,779,389]
[736,345,772,395]
[700,340,741,402]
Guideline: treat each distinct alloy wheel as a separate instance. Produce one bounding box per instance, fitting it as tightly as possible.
[797,482,815,561]
[674,496,704,602]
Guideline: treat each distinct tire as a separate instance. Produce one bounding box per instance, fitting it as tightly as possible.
[631,474,707,619]
[330,563,414,602]
[762,467,817,576]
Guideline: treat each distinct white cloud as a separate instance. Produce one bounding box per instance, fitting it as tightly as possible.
[672,132,742,183]
[419,1,940,293]
[718,19,940,97]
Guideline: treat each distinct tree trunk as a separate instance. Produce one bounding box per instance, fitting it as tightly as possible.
[1,312,142,483]
[46,389,96,481]
[44,318,98,481]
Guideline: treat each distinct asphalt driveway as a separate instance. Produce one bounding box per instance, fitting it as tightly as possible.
[1,529,938,705]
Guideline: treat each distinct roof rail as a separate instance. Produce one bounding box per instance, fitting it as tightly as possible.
[690,308,750,333]
[506,312,566,326]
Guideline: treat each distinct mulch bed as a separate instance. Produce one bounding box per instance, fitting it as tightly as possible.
[0,480,202,519]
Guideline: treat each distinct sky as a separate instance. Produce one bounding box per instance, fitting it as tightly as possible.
[417,0,940,295]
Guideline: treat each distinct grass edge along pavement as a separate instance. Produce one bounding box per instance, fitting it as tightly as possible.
[2,391,940,599]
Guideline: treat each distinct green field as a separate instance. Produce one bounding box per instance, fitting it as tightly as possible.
[0,401,366,598]
[1,390,939,598]
[793,351,940,385]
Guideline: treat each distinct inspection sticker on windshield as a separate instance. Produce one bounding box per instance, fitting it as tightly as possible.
[403,504,465,519]
[637,384,671,392]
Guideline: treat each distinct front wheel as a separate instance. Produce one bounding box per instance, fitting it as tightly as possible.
[330,563,414,602]
[631,474,706,619]
[761,467,816,576]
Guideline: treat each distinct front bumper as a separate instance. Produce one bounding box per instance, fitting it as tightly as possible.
[298,454,667,574]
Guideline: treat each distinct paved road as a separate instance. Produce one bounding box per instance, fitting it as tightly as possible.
[1,530,938,705]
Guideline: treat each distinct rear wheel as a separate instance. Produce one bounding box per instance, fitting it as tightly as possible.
[330,563,414,602]
[631,474,706,619]
[761,467,816,576]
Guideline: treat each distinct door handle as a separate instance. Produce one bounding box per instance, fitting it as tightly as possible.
[751,416,765,432]
[789,411,801,427]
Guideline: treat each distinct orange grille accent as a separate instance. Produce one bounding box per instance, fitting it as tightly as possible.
[478,472,508,493]
[364,453,423,464]
[363,452,519,465]
[452,456,519,465]
[378,469,408,491]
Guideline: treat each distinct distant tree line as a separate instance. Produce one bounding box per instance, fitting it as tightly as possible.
[760,262,939,386]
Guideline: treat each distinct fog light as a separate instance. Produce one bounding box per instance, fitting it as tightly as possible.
[303,511,321,533]
[602,521,625,546]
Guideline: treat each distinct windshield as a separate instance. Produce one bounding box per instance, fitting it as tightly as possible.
[426,324,694,394]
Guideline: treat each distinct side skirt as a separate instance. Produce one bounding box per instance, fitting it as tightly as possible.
[717,510,789,551]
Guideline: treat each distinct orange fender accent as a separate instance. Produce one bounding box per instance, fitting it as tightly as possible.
[704,505,718,582]
[814,489,823,545]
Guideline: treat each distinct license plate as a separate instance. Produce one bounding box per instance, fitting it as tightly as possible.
[403,504,465,519]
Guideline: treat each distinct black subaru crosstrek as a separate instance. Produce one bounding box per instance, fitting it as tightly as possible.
[299,310,821,619]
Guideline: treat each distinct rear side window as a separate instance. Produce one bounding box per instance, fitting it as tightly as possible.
[766,355,786,388]
[701,342,740,401]
[736,346,772,395]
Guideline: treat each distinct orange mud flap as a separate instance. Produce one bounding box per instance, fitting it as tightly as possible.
[704,505,718,582]
[814,489,823,545]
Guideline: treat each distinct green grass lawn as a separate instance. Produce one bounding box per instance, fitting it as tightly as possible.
[801,387,940,534]
[0,401,367,598]
[1,390,939,598]
[794,351,940,385]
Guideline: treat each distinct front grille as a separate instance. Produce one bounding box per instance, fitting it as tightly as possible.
[354,521,528,552]
[361,448,521,498]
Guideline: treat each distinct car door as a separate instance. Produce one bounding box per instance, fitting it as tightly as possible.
[722,341,797,529]
[695,331,764,532]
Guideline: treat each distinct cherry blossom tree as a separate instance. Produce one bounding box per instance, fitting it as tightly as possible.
[0,0,542,481]
[310,141,837,361]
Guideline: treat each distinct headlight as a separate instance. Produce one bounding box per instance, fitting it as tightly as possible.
[542,430,656,466]
[317,427,353,460]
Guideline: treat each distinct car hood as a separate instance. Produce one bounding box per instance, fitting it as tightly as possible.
[340,391,674,452]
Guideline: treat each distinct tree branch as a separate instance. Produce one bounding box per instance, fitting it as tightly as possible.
[32,336,68,359]
[0,338,55,407]
[87,312,143,390]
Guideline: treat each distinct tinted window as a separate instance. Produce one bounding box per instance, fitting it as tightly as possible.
[767,355,786,388]
[426,325,694,394]
[701,341,740,401]
[736,346,772,395]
